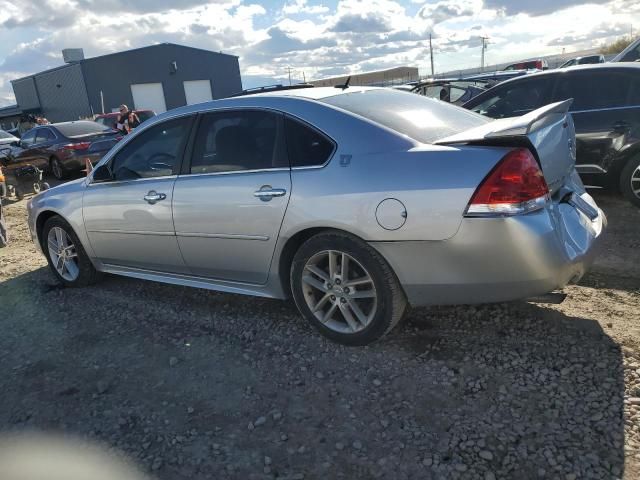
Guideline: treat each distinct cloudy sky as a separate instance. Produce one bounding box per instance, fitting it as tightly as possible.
[0,0,638,106]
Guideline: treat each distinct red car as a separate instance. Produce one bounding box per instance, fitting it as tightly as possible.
[94,109,155,129]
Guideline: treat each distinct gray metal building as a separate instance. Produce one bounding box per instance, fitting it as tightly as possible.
[10,43,242,122]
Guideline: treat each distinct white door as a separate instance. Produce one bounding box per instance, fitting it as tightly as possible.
[131,83,167,113]
[183,80,213,105]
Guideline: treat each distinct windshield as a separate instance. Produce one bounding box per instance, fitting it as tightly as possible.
[56,122,113,137]
[320,89,489,144]
[0,130,13,139]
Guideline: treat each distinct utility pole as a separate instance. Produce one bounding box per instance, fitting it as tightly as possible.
[287,66,292,86]
[303,71,306,83]
[429,33,434,77]
[480,36,489,71]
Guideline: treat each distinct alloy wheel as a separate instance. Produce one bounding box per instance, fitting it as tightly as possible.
[301,250,377,334]
[631,164,640,199]
[51,159,63,180]
[47,226,79,281]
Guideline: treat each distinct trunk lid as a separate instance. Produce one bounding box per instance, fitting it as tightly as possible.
[436,100,575,194]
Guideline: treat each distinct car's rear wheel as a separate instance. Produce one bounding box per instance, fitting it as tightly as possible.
[43,216,101,287]
[620,156,640,208]
[291,231,406,346]
[50,157,66,180]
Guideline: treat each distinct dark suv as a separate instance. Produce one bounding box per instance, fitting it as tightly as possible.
[463,64,640,207]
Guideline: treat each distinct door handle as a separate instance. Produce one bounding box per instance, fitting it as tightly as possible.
[143,190,166,204]
[254,188,287,200]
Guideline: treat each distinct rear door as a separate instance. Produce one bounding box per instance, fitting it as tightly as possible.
[33,128,57,169]
[172,109,291,284]
[83,116,194,273]
[552,69,634,178]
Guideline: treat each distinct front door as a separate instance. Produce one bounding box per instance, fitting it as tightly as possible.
[172,109,291,284]
[83,116,194,273]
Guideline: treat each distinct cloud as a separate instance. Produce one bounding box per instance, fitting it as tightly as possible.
[418,0,481,24]
[282,0,329,15]
[331,13,392,33]
[482,0,610,16]
[547,22,630,46]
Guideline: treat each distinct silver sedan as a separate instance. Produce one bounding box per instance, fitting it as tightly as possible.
[27,87,605,345]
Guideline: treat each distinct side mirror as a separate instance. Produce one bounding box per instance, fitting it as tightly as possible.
[92,164,113,183]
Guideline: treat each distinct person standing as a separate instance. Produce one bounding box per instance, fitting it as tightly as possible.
[0,200,8,247]
[116,104,141,135]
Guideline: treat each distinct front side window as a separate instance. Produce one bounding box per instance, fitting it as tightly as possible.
[285,117,334,167]
[189,110,284,174]
[554,72,631,111]
[468,78,553,119]
[110,117,191,181]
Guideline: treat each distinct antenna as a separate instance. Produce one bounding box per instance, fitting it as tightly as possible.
[335,76,351,90]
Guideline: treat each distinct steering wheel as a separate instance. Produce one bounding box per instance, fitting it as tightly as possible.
[148,152,175,171]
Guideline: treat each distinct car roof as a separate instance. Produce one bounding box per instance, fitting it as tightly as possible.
[242,85,377,100]
[484,62,640,86]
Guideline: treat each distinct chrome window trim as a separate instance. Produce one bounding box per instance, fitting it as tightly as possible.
[570,104,640,114]
[179,167,291,179]
[87,174,178,187]
[575,164,606,173]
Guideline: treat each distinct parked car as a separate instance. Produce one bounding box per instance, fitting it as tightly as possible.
[6,127,21,138]
[0,129,19,146]
[559,55,605,68]
[411,80,488,105]
[27,86,605,345]
[503,59,548,71]
[612,37,640,62]
[5,121,120,180]
[94,110,155,129]
[463,63,640,207]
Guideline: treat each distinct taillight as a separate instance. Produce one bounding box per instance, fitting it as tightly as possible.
[535,60,543,69]
[62,142,91,151]
[465,148,549,217]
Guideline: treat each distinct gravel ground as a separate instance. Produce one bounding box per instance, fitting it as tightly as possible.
[1,189,639,479]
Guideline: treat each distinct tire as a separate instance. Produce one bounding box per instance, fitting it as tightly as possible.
[290,231,407,346]
[50,157,66,180]
[15,187,24,201]
[620,156,640,208]
[42,215,101,287]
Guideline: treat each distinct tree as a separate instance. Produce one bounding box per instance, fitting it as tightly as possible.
[600,37,635,55]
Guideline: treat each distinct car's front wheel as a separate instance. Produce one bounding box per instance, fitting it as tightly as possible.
[620,156,640,208]
[291,231,407,346]
[42,216,101,287]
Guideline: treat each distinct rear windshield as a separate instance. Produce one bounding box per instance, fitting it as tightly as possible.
[56,122,113,137]
[320,89,489,144]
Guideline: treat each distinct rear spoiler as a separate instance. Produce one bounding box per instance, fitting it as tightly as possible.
[435,99,573,145]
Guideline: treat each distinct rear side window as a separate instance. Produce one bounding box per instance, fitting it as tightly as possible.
[321,89,488,144]
[285,117,334,167]
[468,77,553,118]
[35,129,55,143]
[190,110,285,174]
[554,72,630,110]
[110,117,191,181]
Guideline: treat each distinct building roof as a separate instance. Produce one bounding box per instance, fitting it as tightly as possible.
[0,104,22,118]
[11,43,238,84]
